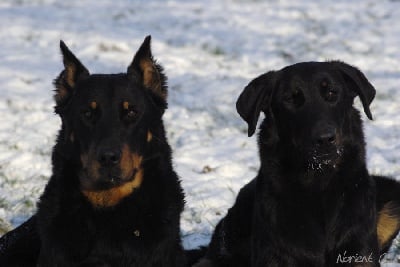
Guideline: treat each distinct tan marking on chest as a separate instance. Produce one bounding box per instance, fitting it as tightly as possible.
[82,168,143,208]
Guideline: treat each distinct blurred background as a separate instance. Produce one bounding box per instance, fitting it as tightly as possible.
[0,0,400,264]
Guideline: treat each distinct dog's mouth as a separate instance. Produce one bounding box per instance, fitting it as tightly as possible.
[79,147,144,192]
[79,167,138,191]
[80,165,144,208]
[306,147,343,171]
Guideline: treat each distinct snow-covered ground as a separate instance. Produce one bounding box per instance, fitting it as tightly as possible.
[1,0,400,264]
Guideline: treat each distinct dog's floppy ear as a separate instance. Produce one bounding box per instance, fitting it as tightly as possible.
[54,41,90,106]
[127,36,167,100]
[236,71,278,137]
[332,61,376,120]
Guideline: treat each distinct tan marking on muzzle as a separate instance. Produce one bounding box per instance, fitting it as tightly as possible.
[70,132,74,142]
[80,153,101,180]
[120,145,143,179]
[82,145,144,208]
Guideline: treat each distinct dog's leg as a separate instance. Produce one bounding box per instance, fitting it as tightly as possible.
[374,175,400,253]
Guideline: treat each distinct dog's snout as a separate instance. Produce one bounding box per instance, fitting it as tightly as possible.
[313,125,337,147]
[316,131,336,146]
[98,149,121,166]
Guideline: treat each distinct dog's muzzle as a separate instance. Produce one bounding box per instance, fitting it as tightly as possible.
[307,123,341,170]
[307,146,343,171]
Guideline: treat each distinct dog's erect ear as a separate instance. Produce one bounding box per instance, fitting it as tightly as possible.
[236,71,278,137]
[54,41,90,106]
[127,36,167,100]
[332,61,376,120]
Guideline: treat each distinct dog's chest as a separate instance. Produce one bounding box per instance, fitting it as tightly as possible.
[91,206,164,239]
[274,199,326,246]
[86,208,171,263]
[271,190,351,253]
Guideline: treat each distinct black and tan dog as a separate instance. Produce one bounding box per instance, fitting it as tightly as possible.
[196,61,400,267]
[0,36,190,266]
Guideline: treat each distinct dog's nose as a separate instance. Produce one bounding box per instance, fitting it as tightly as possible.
[98,149,121,166]
[316,132,336,146]
[313,126,337,147]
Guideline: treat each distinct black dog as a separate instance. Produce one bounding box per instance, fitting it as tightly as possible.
[0,36,188,267]
[195,61,400,267]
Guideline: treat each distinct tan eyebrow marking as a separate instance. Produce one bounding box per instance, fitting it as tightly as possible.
[123,101,129,110]
[90,101,97,109]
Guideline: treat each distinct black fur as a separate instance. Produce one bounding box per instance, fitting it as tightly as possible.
[0,216,40,266]
[198,61,400,267]
[0,36,191,267]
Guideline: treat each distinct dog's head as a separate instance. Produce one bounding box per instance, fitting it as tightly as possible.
[237,61,375,175]
[53,36,166,206]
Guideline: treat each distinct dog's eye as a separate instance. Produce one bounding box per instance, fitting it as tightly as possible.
[325,89,338,102]
[83,109,93,119]
[284,89,304,107]
[81,101,98,122]
[122,101,138,121]
[123,106,138,121]
[81,108,97,125]
[126,109,137,118]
